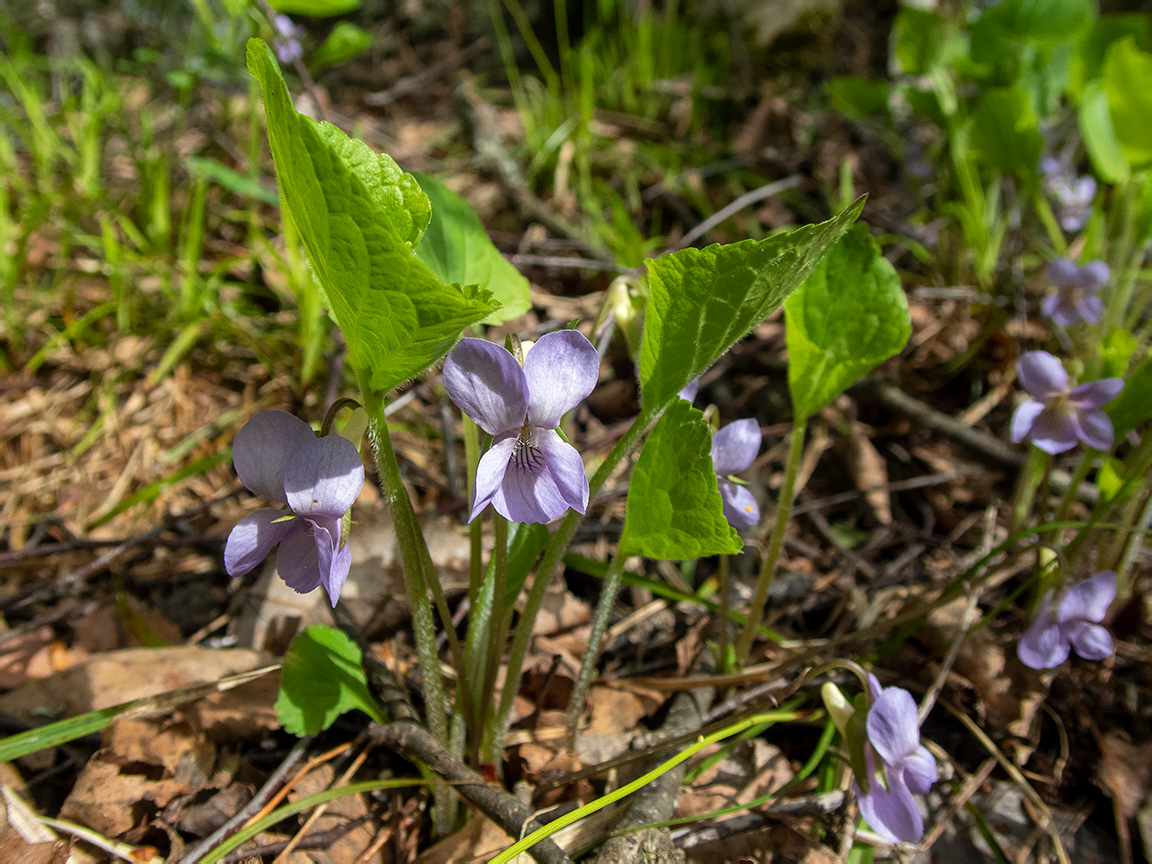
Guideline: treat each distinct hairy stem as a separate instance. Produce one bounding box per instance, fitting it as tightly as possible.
[735,419,806,666]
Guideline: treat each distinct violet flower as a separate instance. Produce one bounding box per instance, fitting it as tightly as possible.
[1010,351,1123,454]
[1042,258,1108,326]
[443,331,598,524]
[1041,156,1096,232]
[1018,571,1116,669]
[224,411,364,606]
[678,377,700,403]
[855,675,938,844]
[712,419,761,528]
[273,14,304,64]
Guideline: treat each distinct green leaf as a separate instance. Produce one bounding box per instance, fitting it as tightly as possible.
[276,625,385,736]
[981,0,1094,44]
[894,7,948,76]
[784,224,910,421]
[1078,80,1130,183]
[1069,14,1152,97]
[1096,455,1130,504]
[413,172,532,325]
[1105,355,1152,437]
[968,87,1044,179]
[639,198,864,412]
[269,0,361,16]
[246,39,498,394]
[618,400,742,560]
[1104,37,1152,168]
[311,22,373,71]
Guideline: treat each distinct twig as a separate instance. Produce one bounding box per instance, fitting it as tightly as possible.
[329,603,572,864]
[588,686,713,864]
[507,253,630,273]
[673,175,803,250]
[858,380,1097,503]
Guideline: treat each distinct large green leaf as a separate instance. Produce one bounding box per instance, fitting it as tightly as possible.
[1104,37,1152,168]
[413,172,532,325]
[981,0,1094,44]
[311,22,374,71]
[276,625,385,736]
[785,224,910,421]
[639,198,864,412]
[247,39,497,394]
[1069,14,1152,97]
[968,87,1044,179]
[619,399,742,560]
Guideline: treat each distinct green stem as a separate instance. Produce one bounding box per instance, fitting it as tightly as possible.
[565,552,627,747]
[717,554,731,674]
[1065,433,1152,569]
[1116,490,1152,599]
[735,419,806,667]
[1012,445,1048,532]
[480,515,509,733]
[359,383,449,746]
[482,403,660,762]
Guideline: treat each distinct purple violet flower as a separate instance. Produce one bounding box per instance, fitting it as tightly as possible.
[854,675,938,844]
[443,331,598,524]
[1018,571,1116,669]
[1042,258,1108,326]
[1041,156,1097,232]
[273,14,304,64]
[711,419,761,529]
[1010,351,1123,454]
[224,411,364,606]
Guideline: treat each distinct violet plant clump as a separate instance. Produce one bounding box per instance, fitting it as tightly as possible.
[711,419,762,528]
[1010,351,1123,454]
[1042,258,1108,326]
[224,410,364,606]
[442,330,599,524]
[1018,571,1116,669]
[822,675,938,843]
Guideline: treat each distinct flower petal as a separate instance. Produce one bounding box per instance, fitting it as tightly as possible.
[308,515,349,607]
[1058,571,1116,624]
[719,480,759,529]
[523,330,600,429]
[867,686,921,765]
[470,434,517,522]
[1080,260,1109,290]
[1010,400,1045,445]
[678,377,700,403]
[536,430,589,514]
[224,509,296,576]
[493,447,569,524]
[1017,592,1069,669]
[443,338,528,435]
[711,419,761,476]
[1046,258,1078,287]
[276,520,324,594]
[284,435,365,518]
[1069,406,1115,452]
[1076,295,1104,324]
[903,746,938,795]
[1028,407,1079,454]
[233,411,316,502]
[856,771,924,844]
[1070,378,1124,410]
[1064,620,1114,661]
[866,673,884,703]
[1018,351,1068,400]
